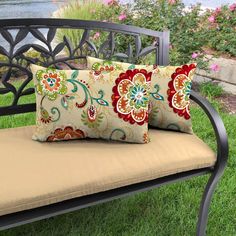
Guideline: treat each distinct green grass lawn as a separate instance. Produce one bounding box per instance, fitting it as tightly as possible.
[0,84,235,236]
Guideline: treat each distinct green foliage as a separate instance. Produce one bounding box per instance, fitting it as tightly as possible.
[55,0,236,68]
[56,0,104,48]
[55,0,129,51]
[203,5,236,57]
[130,1,236,60]
[0,80,35,107]
[198,82,224,112]
[199,81,224,98]
[56,0,209,67]
[130,0,207,66]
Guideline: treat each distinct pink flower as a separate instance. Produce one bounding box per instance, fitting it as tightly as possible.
[169,44,173,49]
[214,7,221,14]
[191,52,199,59]
[210,64,220,72]
[168,0,176,5]
[103,0,113,5]
[229,3,236,11]
[93,32,100,40]
[208,15,215,23]
[118,13,127,21]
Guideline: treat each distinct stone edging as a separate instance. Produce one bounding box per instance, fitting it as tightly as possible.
[196,57,236,86]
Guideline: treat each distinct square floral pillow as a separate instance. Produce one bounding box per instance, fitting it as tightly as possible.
[87,56,196,134]
[30,64,152,143]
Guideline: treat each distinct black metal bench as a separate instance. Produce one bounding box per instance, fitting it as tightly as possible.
[0,19,228,236]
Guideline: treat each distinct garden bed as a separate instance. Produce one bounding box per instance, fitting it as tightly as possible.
[52,0,236,69]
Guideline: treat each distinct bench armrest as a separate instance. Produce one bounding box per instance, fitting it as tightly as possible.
[190,91,229,176]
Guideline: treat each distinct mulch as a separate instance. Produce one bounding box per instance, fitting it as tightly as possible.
[218,94,236,115]
[192,81,236,115]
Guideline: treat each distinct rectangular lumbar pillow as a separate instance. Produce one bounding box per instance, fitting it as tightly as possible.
[30,64,152,143]
[87,56,196,134]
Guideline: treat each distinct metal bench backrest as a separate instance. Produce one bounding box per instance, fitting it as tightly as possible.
[0,18,169,116]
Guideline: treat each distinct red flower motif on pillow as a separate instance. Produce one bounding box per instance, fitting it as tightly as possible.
[167,64,196,120]
[47,126,85,142]
[112,69,152,125]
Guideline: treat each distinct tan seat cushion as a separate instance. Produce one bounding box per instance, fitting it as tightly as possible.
[0,126,216,216]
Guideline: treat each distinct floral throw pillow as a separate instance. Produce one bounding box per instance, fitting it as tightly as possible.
[30,65,152,143]
[87,56,196,134]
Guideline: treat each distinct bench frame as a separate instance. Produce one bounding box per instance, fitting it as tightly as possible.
[0,19,228,236]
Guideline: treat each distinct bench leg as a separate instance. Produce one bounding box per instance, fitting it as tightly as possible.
[196,173,219,236]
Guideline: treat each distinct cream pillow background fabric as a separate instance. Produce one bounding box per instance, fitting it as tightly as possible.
[87,56,196,134]
[31,65,152,143]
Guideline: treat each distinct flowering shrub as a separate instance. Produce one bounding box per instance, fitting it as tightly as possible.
[202,4,236,57]
[128,0,209,67]
[55,0,236,70]
[54,0,104,48]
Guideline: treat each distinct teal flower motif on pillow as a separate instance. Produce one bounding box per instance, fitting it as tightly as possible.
[128,84,149,110]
